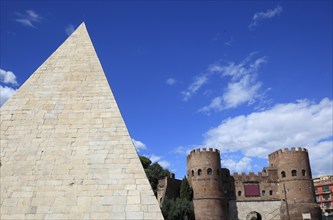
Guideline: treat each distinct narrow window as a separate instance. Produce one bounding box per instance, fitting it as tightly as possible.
[262,190,265,196]
[238,191,241,196]
[302,169,306,176]
[323,194,330,200]
[217,169,220,175]
[191,170,194,176]
[269,190,273,195]
[207,168,212,175]
[323,186,330,192]
[198,169,202,176]
[281,171,286,178]
[291,170,297,176]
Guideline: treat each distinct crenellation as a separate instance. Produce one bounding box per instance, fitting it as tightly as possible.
[186,147,321,220]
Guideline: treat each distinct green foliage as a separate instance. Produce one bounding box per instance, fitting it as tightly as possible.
[162,177,195,220]
[180,177,193,201]
[145,162,170,195]
[139,156,152,169]
[162,197,195,220]
[139,155,170,196]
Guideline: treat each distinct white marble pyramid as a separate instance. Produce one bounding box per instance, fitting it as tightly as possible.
[0,22,164,220]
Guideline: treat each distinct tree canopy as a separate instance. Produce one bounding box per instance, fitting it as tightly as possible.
[162,177,195,220]
[139,155,170,196]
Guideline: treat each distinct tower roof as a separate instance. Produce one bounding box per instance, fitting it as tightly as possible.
[0,23,163,219]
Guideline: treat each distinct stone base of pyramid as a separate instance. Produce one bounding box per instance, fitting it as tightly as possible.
[0,23,164,219]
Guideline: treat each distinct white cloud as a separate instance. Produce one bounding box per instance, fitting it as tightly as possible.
[181,75,208,101]
[14,10,42,28]
[0,85,16,106]
[65,24,75,36]
[146,154,170,169]
[199,55,266,113]
[132,138,147,152]
[166,78,177,86]
[222,157,252,173]
[203,98,333,176]
[174,146,197,155]
[148,154,161,163]
[223,75,262,108]
[159,160,170,168]
[249,5,283,30]
[0,68,18,85]
[0,68,18,106]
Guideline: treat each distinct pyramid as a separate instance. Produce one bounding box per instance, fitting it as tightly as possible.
[0,23,164,219]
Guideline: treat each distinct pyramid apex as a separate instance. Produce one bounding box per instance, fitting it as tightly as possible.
[69,22,88,37]
[79,21,86,27]
[0,17,163,219]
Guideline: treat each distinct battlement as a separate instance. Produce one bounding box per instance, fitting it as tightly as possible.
[268,147,308,160]
[187,147,220,158]
[232,171,272,182]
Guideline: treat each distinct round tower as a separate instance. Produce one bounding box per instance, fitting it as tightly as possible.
[187,148,227,220]
[268,147,321,220]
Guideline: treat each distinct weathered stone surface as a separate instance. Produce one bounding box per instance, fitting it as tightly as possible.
[230,200,281,220]
[0,22,163,219]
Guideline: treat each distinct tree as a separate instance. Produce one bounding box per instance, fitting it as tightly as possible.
[139,155,170,196]
[139,156,152,169]
[161,177,195,220]
[180,177,193,201]
[162,197,195,220]
[145,162,170,196]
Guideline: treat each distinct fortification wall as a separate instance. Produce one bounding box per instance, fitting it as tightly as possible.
[271,148,320,219]
[156,175,182,206]
[231,172,279,202]
[270,147,315,203]
[187,148,226,220]
[229,200,281,220]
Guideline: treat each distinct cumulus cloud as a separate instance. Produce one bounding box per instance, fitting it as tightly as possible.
[203,98,333,176]
[159,160,170,168]
[0,68,19,106]
[146,154,170,168]
[14,10,42,28]
[132,138,147,152]
[0,86,16,106]
[0,68,18,85]
[199,54,266,113]
[222,157,253,173]
[249,5,283,30]
[65,24,75,36]
[181,75,208,101]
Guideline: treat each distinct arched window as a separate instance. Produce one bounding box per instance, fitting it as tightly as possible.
[291,170,297,176]
[207,168,212,175]
[302,169,306,176]
[281,171,286,178]
[191,170,194,176]
[269,190,273,196]
[198,169,202,176]
[238,191,242,196]
[262,190,265,196]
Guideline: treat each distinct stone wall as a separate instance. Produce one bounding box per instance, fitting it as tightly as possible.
[0,23,163,220]
[157,175,182,206]
[229,200,281,220]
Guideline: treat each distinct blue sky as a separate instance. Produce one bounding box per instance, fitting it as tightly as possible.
[1,1,332,178]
